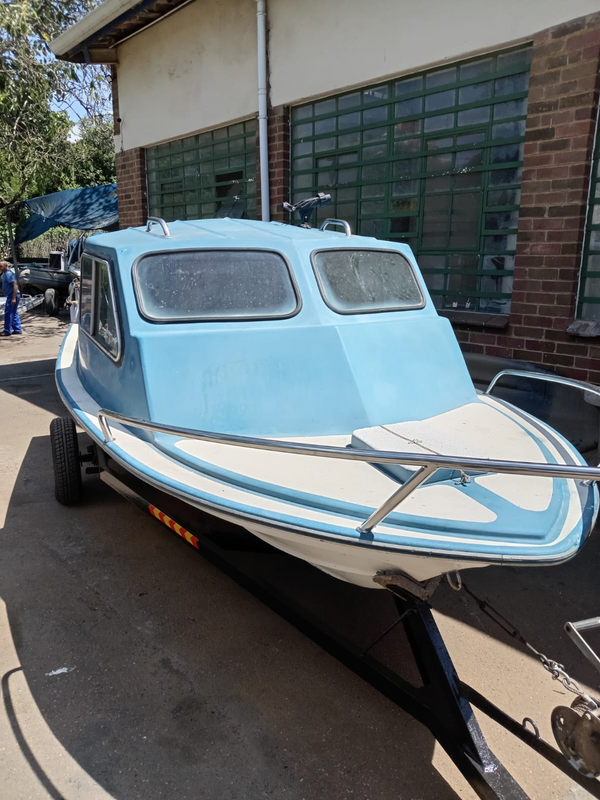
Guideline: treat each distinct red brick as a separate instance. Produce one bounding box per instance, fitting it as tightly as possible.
[543,81,577,99]
[553,149,589,164]
[511,303,539,315]
[575,356,600,370]
[565,29,600,52]
[582,44,600,60]
[562,367,590,380]
[513,326,543,338]
[536,165,571,180]
[560,62,600,83]
[484,346,514,358]
[522,314,555,327]
[529,99,560,115]
[546,229,580,243]
[543,352,575,366]
[538,138,569,153]
[534,191,575,204]
[116,147,147,228]
[575,75,600,92]
[551,17,587,39]
[547,204,585,217]
[469,333,497,345]
[542,109,578,127]
[525,153,555,167]
[537,304,572,317]
[533,218,565,230]
[556,342,594,356]
[525,127,555,142]
[555,120,595,138]
[525,339,556,352]
[560,91,598,110]
[519,232,548,244]
[533,41,566,59]
[526,114,543,130]
[519,206,547,218]
[460,343,485,355]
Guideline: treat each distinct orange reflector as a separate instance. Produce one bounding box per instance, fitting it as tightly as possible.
[148,504,199,548]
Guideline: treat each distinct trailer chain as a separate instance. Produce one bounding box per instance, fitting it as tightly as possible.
[448,574,600,711]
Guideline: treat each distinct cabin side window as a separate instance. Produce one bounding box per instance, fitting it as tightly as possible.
[79,254,121,360]
[133,249,300,322]
[80,255,93,334]
[311,249,425,315]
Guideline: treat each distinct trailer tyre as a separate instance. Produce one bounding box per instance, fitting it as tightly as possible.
[45,288,59,316]
[50,417,82,505]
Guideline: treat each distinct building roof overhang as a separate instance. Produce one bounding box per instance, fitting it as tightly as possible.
[50,0,194,64]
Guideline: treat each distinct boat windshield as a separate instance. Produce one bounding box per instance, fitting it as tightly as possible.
[311,249,424,314]
[134,249,299,322]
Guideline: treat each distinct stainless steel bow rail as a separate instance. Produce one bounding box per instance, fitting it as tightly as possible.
[486,368,600,399]
[98,404,600,535]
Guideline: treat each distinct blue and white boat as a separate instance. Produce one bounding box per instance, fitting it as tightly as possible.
[54,213,600,590]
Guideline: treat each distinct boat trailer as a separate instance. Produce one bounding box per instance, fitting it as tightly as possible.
[69,441,600,800]
[0,293,44,320]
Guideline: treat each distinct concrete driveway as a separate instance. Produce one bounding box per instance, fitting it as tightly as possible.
[0,310,599,800]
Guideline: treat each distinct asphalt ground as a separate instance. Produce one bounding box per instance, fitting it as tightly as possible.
[0,308,599,800]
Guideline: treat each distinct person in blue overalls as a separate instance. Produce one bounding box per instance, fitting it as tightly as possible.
[0,261,22,336]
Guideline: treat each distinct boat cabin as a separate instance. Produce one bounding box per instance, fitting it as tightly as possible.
[76,217,476,438]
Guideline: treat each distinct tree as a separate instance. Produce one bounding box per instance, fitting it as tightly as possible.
[0,0,112,252]
[69,117,116,188]
[0,0,111,207]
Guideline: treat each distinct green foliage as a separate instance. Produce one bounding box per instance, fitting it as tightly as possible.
[0,0,114,254]
[69,117,117,188]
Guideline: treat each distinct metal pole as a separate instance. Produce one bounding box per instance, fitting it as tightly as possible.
[256,0,270,222]
[5,207,18,272]
[357,464,437,533]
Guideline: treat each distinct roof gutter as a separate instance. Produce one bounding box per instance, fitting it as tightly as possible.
[50,0,141,59]
[257,0,270,222]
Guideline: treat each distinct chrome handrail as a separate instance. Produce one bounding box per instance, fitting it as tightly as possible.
[98,408,600,534]
[146,217,171,238]
[486,369,600,402]
[320,219,352,237]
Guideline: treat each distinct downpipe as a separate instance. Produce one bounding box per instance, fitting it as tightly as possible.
[257,0,270,222]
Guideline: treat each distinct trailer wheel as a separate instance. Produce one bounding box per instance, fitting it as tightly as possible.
[50,417,82,505]
[45,288,59,316]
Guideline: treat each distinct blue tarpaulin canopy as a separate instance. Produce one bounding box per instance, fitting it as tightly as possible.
[16,183,118,244]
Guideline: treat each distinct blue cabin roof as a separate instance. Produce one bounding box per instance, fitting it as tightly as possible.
[86,217,405,260]
[78,218,477,438]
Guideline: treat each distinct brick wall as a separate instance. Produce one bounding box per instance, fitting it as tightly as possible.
[115,148,147,229]
[454,12,600,382]
[265,105,290,222]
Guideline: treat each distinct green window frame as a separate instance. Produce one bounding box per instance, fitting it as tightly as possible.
[146,119,258,222]
[578,118,600,320]
[290,46,532,315]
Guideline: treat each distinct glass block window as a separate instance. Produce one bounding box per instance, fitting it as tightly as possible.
[146,119,257,222]
[290,47,531,314]
[578,120,600,320]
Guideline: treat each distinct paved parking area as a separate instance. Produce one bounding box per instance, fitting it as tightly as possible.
[0,310,599,799]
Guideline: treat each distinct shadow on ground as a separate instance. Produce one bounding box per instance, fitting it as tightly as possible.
[0,359,60,417]
[0,432,465,800]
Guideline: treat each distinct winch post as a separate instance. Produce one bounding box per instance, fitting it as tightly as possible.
[386,586,530,799]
